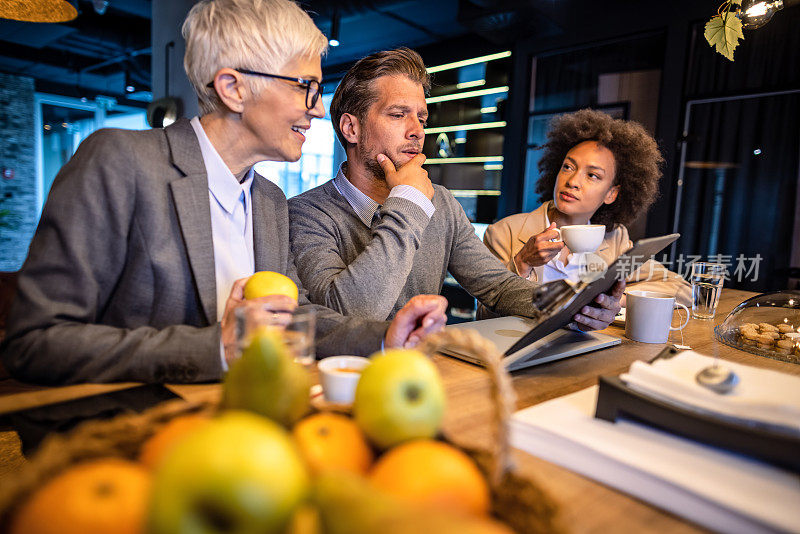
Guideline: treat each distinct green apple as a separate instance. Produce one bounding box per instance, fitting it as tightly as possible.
[223,328,310,427]
[148,411,309,534]
[353,349,445,449]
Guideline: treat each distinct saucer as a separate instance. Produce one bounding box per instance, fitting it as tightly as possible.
[309,384,352,413]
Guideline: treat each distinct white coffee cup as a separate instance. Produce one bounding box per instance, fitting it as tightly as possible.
[625,290,690,343]
[318,356,371,404]
[558,224,605,253]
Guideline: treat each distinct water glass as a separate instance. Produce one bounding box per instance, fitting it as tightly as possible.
[235,303,316,366]
[690,262,726,319]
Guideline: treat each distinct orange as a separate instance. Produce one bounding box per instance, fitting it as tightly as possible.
[138,414,211,469]
[10,458,151,534]
[244,271,299,301]
[292,412,374,476]
[369,439,491,517]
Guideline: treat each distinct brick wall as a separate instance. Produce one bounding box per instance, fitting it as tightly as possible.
[0,73,37,271]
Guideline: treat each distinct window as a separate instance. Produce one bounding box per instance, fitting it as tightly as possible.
[35,93,147,213]
[254,94,336,198]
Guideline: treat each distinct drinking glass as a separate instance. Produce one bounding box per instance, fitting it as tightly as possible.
[235,302,316,366]
[690,262,726,319]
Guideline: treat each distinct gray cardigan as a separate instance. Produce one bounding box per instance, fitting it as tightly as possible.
[288,180,538,321]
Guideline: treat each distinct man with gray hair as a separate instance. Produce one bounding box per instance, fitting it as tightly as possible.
[1,1,446,385]
[288,48,623,327]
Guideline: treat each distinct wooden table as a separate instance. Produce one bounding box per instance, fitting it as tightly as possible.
[0,289,797,532]
[434,289,800,533]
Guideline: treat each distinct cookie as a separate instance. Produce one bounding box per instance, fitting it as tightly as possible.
[775,339,793,355]
[740,328,759,345]
[756,334,775,349]
[764,331,781,340]
[759,323,778,333]
[777,324,795,334]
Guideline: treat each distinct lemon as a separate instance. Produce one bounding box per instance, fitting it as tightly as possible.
[244,271,299,301]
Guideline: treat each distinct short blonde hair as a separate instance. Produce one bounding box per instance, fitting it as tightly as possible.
[182,0,328,115]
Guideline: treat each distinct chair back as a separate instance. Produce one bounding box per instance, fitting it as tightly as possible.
[0,271,19,378]
[0,271,18,339]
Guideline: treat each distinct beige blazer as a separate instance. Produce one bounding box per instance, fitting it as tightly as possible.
[483,202,691,306]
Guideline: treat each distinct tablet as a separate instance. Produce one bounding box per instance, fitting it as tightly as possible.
[505,233,680,355]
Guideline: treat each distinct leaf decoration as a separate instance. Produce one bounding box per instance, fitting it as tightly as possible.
[704,11,744,61]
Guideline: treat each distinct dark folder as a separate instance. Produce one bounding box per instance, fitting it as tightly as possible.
[506,233,681,356]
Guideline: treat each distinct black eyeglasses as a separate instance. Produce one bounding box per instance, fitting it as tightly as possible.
[206,69,323,110]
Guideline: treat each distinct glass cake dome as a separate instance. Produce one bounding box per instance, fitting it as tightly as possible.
[714,290,800,365]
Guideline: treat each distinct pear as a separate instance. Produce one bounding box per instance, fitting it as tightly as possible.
[284,503,321,534]
[312,472,514,534]
[223,329,310,427]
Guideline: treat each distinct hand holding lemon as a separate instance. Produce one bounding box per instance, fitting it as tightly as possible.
[222,272,300,366]
[244,271,299,302]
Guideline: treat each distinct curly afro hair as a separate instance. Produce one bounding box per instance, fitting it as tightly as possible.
[535,108,664,228]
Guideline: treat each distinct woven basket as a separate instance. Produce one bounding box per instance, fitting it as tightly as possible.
[0,329,563,533]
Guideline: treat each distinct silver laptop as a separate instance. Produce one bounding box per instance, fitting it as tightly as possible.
[441,316,620,371]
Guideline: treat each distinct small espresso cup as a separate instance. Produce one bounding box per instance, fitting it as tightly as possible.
[558,224,606,253]
[625,290,690,344]
[318,356,371,404]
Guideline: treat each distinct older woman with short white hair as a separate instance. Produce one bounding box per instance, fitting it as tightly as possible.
[0,0,447,385]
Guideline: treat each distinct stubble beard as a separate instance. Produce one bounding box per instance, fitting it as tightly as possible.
[357,140,395,184]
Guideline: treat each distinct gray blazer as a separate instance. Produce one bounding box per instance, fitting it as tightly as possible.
[0,119,387,384]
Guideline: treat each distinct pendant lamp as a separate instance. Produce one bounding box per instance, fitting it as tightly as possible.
[0,0,78,23]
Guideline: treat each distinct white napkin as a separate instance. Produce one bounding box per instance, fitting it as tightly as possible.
[511,386,800,533]
[620,351,800,432]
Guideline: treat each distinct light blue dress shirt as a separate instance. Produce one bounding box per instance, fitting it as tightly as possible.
[332,163,435,226]
[189,117,255,321]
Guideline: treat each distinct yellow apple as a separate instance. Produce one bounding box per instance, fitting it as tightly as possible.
[353,349,445,449]
[148,411,309,534]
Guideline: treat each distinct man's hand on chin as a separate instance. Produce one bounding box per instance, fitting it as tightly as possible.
[385,295,448,349]
[377,153,434,200]
[570,279,625,331]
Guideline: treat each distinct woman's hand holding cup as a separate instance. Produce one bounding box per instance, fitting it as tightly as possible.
[514,222,565,278]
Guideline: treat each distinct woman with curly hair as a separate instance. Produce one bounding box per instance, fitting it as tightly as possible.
[483,108,689,304]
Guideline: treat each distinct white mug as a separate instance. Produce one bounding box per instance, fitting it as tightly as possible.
[625,290,689,343]
[558,224,605,253]
[318,356,370,404]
